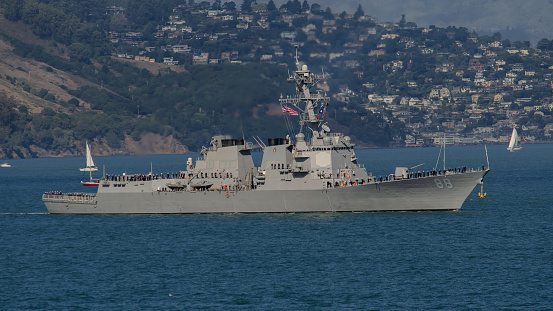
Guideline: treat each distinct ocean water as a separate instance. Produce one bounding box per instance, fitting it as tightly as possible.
[1,144,552,310]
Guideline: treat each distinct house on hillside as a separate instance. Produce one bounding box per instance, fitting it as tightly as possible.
[163,57,179,65]
[193,53,209,65]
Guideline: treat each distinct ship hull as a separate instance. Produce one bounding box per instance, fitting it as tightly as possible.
[43,170,487,214]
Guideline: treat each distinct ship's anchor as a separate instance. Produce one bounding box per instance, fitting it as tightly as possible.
[479,145,489,199]
[478,179,486,198]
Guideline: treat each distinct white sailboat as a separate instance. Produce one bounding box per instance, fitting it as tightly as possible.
[507,127,522,152]
[80,141,99,186]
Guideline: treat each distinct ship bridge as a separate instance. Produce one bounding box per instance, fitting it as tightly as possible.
[193,135,255,184]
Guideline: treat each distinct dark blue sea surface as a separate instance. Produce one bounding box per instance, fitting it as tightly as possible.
[1,144,552,310]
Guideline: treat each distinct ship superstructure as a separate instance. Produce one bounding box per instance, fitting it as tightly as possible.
[43,56,489,214]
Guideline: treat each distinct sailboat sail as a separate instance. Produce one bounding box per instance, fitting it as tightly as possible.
[80,142,98,171]
[507,127,522,152]
[86,143,95,168]
[80,142,99,186]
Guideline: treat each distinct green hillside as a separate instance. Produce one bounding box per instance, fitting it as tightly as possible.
[1,0,551,158]
[0,0,393,158]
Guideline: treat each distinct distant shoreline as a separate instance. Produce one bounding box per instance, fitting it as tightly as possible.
[2,141,552,160]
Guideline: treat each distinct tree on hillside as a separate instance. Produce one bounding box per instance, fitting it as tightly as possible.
[310,3,322,14]
[68,43,92,63]
[126,0,157,25]
[2,0,24,21]
[126,0,182,25]
[212,0,222,9]
[354,4,364,19]
[241,0,252,12]
[454,27,469,42]
[223,1,236,11]
[198,1,211,9]
[537,38,553,50]
[283,0,302,14]
[399,14,406,28]
[301,0,309,12]
[323,7,333,19]
[267,0,276,11]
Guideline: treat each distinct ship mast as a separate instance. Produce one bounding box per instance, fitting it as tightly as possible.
[279,48,330,141]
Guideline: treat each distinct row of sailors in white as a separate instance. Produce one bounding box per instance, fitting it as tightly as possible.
[157,184,240,192]
[379,166,481,182]
[323,166,483,186]
[403,166,471,179]
[104,171,234,182]
[326,179,366,188]
[105,173,177,181]
[44,191,96,197]
[197,171,233,179]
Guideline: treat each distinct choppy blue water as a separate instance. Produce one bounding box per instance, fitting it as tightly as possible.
[1,144,552,310]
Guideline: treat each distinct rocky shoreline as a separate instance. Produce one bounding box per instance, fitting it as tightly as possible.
[0,133,189,159]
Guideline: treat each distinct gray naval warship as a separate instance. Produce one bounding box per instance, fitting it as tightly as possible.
[43,57,489,214]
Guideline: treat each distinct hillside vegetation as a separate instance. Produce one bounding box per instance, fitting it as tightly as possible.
[1,0,552,158]
[0,0,392,158]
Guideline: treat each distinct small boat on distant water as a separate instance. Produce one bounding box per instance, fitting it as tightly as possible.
[507,126,522,152]
[1,163,11,168]
[81,179,100,186]
[80,142,99,186]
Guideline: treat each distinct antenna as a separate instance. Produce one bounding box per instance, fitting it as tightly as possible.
[443,133,446,171]
[409,163,425,170]
[294,44,300,70]
[434,138,442,172]
[240,116,246,145]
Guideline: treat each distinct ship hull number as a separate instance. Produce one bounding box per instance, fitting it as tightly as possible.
[434,179,453,189]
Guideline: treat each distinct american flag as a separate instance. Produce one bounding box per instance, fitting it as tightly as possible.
[281,104,299,116]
